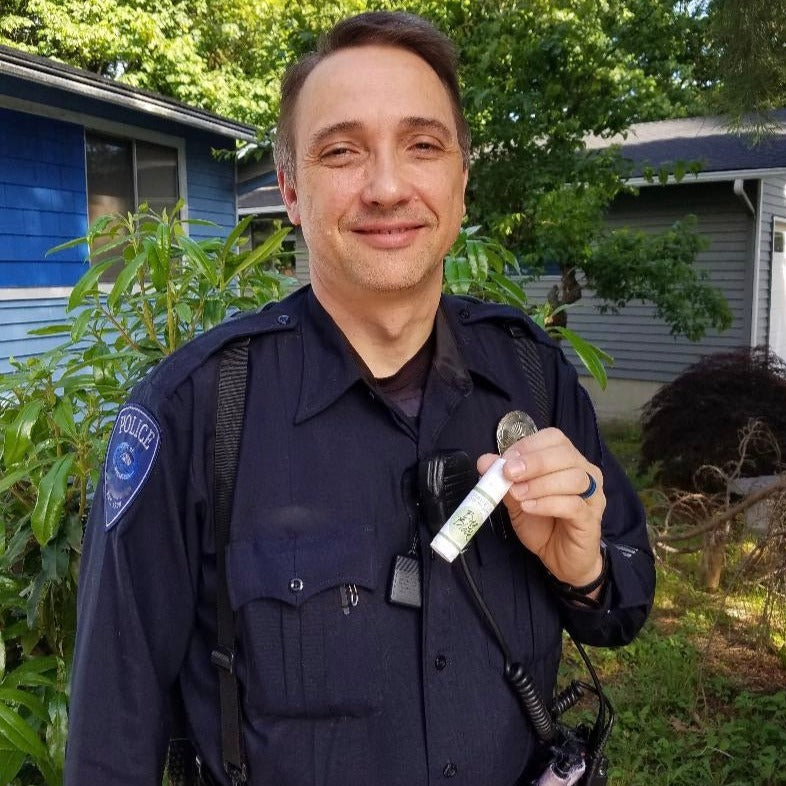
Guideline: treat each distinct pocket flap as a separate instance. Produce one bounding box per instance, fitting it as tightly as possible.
[226,524,376,609]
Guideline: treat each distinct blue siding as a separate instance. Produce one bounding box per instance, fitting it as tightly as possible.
[0,108,88,286]
[186,133,236,239]
[0,297,71,373]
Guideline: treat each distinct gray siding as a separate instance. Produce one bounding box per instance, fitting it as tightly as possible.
[527,181,754,383]
[758,175,786,346]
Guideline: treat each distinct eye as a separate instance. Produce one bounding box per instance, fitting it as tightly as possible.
[321,145,356,162]
[409,138,443,156]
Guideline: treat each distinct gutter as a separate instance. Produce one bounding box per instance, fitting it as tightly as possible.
[627,167,786,187]
[733,179,763,346]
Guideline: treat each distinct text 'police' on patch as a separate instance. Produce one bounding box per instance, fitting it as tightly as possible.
[104,404,161,530]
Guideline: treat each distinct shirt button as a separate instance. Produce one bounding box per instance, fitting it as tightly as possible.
[434,654,447,671]
[458,308,470,321]
[277,314,291,325]
[443,761,458,778]
[289,578,304,592]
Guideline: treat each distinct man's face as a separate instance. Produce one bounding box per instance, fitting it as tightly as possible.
[278,44,468,302]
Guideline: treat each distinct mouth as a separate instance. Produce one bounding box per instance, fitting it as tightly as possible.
[351,222,427,249]
[354,223,424,234]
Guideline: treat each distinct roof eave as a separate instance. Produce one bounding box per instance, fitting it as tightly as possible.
[627,167,786,186]
[0,48,257,142]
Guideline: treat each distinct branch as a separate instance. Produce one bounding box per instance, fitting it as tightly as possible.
[654,473,786,543]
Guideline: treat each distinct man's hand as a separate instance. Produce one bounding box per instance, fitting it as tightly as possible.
[477,427,605,590]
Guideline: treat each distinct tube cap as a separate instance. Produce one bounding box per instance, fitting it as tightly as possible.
[431,530,461,563]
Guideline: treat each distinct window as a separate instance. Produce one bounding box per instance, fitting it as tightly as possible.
[85,132,180,275]
[86,132,179,223]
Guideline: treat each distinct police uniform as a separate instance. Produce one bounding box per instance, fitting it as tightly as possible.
[65,286,654,786]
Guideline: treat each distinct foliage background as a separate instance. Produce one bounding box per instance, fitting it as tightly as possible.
[0,0,751,340]
[2,0,786,783]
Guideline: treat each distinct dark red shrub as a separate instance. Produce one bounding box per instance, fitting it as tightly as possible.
[640,347,786,491]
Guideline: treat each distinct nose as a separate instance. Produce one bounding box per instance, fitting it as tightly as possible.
[360,148,414,208]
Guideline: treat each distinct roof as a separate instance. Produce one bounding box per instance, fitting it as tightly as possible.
[0,44,257,142]
[586,111,786,182]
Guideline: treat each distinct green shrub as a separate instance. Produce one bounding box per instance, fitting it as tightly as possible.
[0,204,294,785]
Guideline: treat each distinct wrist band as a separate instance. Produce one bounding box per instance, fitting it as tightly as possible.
[547,546,608,607]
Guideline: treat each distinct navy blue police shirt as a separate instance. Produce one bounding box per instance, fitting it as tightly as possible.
[65,286,655,786]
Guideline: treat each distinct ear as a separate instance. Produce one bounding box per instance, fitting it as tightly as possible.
[461,167,469,217]
[277,169,301,225]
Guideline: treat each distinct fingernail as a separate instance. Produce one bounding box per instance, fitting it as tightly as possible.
[506,459,525,478]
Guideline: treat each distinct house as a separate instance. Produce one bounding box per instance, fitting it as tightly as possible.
[526,113,786,420]
[0,44,256,372]
[238,114,786,420]
[236,154,310,286]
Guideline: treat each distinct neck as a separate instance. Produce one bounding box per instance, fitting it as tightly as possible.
[311,278,441,378]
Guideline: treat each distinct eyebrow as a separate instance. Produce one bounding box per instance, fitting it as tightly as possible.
[307,116,455,151]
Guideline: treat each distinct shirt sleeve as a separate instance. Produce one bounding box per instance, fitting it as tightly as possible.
[549,355,656,647]
[65,381,202,785]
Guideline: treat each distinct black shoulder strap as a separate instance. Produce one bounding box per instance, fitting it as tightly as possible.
[211,338,251,785]
[507,324,550,428]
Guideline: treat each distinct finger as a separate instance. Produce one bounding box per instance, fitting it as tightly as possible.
[503,426,572,456]
[509,486,606,521]
[476,452,502,476]
[504,443,586,483]
[508,466,601,503]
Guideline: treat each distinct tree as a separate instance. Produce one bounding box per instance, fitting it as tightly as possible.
[1,0,734,339]
[422,0,730,338]
[707,0,786,131]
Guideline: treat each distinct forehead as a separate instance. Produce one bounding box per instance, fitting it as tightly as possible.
[293,44,457,145]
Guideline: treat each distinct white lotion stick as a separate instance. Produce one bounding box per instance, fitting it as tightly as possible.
[430,457,512,562]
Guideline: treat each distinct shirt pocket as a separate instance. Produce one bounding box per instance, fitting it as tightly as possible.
[226,524,381,720]
[474,525,562,671]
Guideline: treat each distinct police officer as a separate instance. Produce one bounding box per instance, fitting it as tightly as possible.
[65,11,655,786]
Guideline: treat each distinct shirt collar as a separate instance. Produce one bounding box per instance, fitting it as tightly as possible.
[294,290,513,424]
[294,288,367,424]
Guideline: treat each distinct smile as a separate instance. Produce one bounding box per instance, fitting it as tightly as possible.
[351,223,426,249]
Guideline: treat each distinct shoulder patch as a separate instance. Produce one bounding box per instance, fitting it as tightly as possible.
[104,404,161,530]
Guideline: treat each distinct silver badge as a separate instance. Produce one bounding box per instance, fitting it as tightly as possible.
[496,410,538,454]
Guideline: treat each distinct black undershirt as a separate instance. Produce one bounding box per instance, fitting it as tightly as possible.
[373,331,435,421]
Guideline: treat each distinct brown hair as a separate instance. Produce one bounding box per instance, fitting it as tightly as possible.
[274,11,470,180]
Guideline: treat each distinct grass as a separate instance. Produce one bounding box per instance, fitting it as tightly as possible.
[572,421,786,785]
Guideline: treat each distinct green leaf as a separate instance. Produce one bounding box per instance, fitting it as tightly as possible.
[2,658,58,689]
[465,239,489,282]
[31,454,75,546]
[27,324,72,336]
[202,298,225,331]
[3,399,44,466]
[175,302,193,324]
[0,688,49,723]
[46,235,88,256]
[178,235,218,287]
[0,750,25,786]
[70,308,92,342]
[107,248,148,311]
[225,226,291,282]
[550,326,613,389]
[46,692,68,773]
[219,214,254,261]
[0,631,4,681]
[0,703,49,760]
[487,271,528,309]
[67,258,117,311]
[52,399,77,440]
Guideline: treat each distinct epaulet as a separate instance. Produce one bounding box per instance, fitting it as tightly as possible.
[444,294,557,351]
[137,293,303,401]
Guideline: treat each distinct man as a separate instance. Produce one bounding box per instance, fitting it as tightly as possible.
[65,11,654,786]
